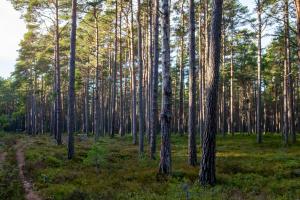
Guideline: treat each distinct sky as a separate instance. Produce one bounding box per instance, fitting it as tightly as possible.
[0,0,270,79]
[0,0,26,78]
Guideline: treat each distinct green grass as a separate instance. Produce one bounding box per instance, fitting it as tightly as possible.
[3,132,300,199]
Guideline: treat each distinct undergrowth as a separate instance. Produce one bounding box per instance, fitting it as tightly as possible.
[3,133,300,200]
[0,133,25,200]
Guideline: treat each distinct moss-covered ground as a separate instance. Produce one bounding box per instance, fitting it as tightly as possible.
[0,132,299,200]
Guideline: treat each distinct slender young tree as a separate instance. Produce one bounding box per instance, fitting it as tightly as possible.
[68,0,77,160]
[159,0,172,174]
[200,0,223,186]
[188,0,197,166]
[229,37,234,135]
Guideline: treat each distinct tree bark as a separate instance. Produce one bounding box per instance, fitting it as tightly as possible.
[84,71,89,136]
[147,0,153,143]
[284,0,295,144]
[150,0,159,159]
[295,0,300,69]
[200,0,223,186]
[295,0,300,139]
[229,40,234,135]
[256,0,262,144]
[201,0,209,145]
[221,24,226,137]
[55,0,62,145]
[94,6,101,140]
[137,0,144,154]
[188,0,197,166]
[68,0,77,160]
[159,0,172,175]
[130,0,137,145]
[179,0,185,136]
[111,0,118,138]
[119,0,125,137]
[199,6,204,142]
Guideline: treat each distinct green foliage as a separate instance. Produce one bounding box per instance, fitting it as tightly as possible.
[0,115,9,130]
[83,142,108,171]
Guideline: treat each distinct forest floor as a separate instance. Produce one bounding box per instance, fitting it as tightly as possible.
[15,140,41,200]
[0,133,299,200]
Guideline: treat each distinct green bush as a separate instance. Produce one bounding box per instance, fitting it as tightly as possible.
[0,114,9,130]
[83,143,107,172]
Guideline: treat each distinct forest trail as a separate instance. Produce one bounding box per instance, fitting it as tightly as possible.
[15,140,41,200]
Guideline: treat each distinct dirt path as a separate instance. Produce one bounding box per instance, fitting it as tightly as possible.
[15,141,41,200]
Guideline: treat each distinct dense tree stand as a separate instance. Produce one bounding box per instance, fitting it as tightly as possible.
[2,0,300,196]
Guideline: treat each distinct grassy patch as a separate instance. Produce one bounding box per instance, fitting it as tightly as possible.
[7,133,300,199]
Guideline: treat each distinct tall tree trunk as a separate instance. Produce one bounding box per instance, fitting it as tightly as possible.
[199,7,204,142]
[283,0,289,144]
[256,0,262,144]
[33,71,37,134]
[92,82,95,135]
[108,49,112,135]
[295,0,300,135]
[130,0,137,145]
[200,0,223,186]
[138,0,144,154]
[111,0,118,138]
[229,40,234,135]
[159,0,172,174]
[100,61,104,135]
[55,0,62,145]
[179,0,185,136]
[188,0,197,166]
[150,0,159,159]
[221,25,226,137]
[41,76,45,134]
[94,6,101,140]
[84,71,89,136]
[201,0,209,145]
[68,0,77,160]
[284,0,295,143]
[119,0,125,137]
[51,72,56,137]
[147,0,154,142]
